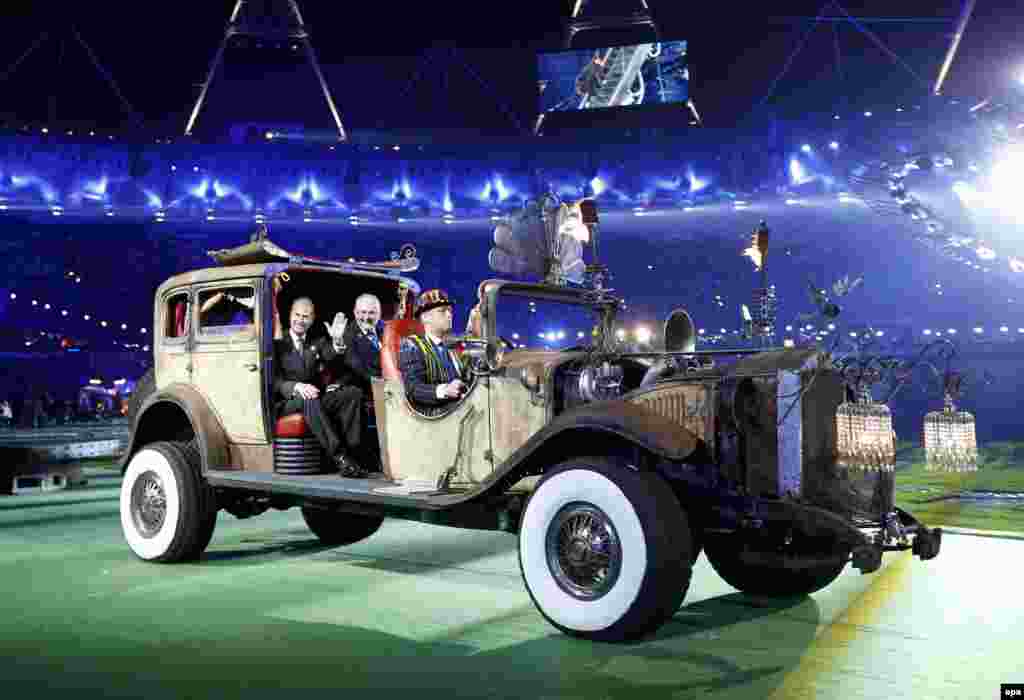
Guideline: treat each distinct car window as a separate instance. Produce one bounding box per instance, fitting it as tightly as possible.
[164,291,190,341]
[197,286,256,337]
[495,294,596,350]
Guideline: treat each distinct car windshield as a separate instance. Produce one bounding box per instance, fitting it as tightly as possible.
[495,293,597,350]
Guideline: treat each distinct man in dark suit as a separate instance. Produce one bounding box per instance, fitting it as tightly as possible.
[399,289,469,417]
[342,293,384,393]
[575,52,607,102]
[273,296,370,477]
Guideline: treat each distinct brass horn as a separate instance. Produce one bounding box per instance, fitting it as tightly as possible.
[663,308,696,354]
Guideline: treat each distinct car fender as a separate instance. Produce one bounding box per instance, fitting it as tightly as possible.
[120,383,230,475]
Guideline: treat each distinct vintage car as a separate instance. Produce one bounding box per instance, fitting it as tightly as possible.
[120,236,942,643]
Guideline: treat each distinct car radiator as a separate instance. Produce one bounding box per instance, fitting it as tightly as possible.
[627,381,717,460]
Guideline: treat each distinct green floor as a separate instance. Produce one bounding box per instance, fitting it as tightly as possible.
[894,440,1024,532]
[0,480,809,700]
[0,467,1018,700]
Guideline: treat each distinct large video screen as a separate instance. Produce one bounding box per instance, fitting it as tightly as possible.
[537,40,688,113]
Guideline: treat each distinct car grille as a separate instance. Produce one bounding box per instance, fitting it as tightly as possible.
[628,382,715,453]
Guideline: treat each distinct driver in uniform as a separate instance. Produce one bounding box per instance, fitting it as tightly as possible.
[399,289,469,417]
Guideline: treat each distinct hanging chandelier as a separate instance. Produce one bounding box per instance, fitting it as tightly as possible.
[923,392,978,472]
[836,387,896,471]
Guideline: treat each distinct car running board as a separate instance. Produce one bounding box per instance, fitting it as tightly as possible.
[205,471,473,510]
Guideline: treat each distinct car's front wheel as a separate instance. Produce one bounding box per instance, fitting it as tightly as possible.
[120,441,217,562]
[519,457,694,642]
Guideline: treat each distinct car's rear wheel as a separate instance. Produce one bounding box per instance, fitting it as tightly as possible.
[301,507,384,546]
[120,440,218,562]
[519,457,694,642]
[703,533,849,597]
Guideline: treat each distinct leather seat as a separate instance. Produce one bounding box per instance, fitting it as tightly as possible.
[381,318,424,380]
[274,412,310,438]
[173,300,188,337]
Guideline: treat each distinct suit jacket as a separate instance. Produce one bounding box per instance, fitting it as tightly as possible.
[398,334,468,410]
[343,323,383,392]
[273,335,353,412]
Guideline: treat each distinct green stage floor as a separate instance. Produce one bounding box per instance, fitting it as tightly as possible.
[0,473,1020,700]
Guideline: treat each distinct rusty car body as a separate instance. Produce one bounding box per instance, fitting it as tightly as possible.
[118,237,941,642]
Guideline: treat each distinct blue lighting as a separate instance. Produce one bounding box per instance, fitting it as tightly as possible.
[499,176,516,202]
[189,179,213,200]
[789,158,810,184]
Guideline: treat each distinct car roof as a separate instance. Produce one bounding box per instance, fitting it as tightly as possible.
[156,264,275,296]
[156,263,419,298]
[155,236,421,298]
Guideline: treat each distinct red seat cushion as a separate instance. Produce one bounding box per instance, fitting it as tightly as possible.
[381,318,424,380]
[275,413,310,438]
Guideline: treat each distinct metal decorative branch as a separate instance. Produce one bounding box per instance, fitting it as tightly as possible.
[882,338,993,404]
[786,270,990,472]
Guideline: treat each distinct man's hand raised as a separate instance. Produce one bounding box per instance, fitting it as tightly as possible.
[326,313,348,346]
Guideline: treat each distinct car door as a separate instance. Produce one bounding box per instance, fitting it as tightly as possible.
[191,281,264,443]
[372,320,494,487]
[374,373,494,487]
[156,288,194,390]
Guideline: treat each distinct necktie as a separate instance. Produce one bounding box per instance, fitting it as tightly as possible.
[294,336,304,355]
[434,342,455,379]
[367,332,380,350]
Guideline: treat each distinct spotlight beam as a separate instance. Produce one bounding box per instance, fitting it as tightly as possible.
[184,13,232,137]
[829,2,930,90]
[0,25,139,124]
[71,27,140,123]
[0,32,49,85]
[933,0,977,95]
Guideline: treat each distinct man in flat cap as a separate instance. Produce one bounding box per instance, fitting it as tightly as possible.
[399,289,470,416]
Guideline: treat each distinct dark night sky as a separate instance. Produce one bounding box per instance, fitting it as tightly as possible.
[0,1,1020,136]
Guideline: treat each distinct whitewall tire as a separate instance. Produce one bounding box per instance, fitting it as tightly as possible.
[519,457,693,642]
[120,441,216,563]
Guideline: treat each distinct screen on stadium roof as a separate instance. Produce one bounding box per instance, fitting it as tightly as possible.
[537,40,688,114]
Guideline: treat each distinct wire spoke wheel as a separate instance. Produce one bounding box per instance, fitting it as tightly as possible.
[130,470,167,538]
[519,457,694,642]
[546,503,622,601]
[120,441,217,563]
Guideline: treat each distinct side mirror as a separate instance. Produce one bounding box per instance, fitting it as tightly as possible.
[664,308,696,354]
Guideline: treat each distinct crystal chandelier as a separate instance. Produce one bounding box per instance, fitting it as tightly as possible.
[836,387,896,471]
[923,392,978,472]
